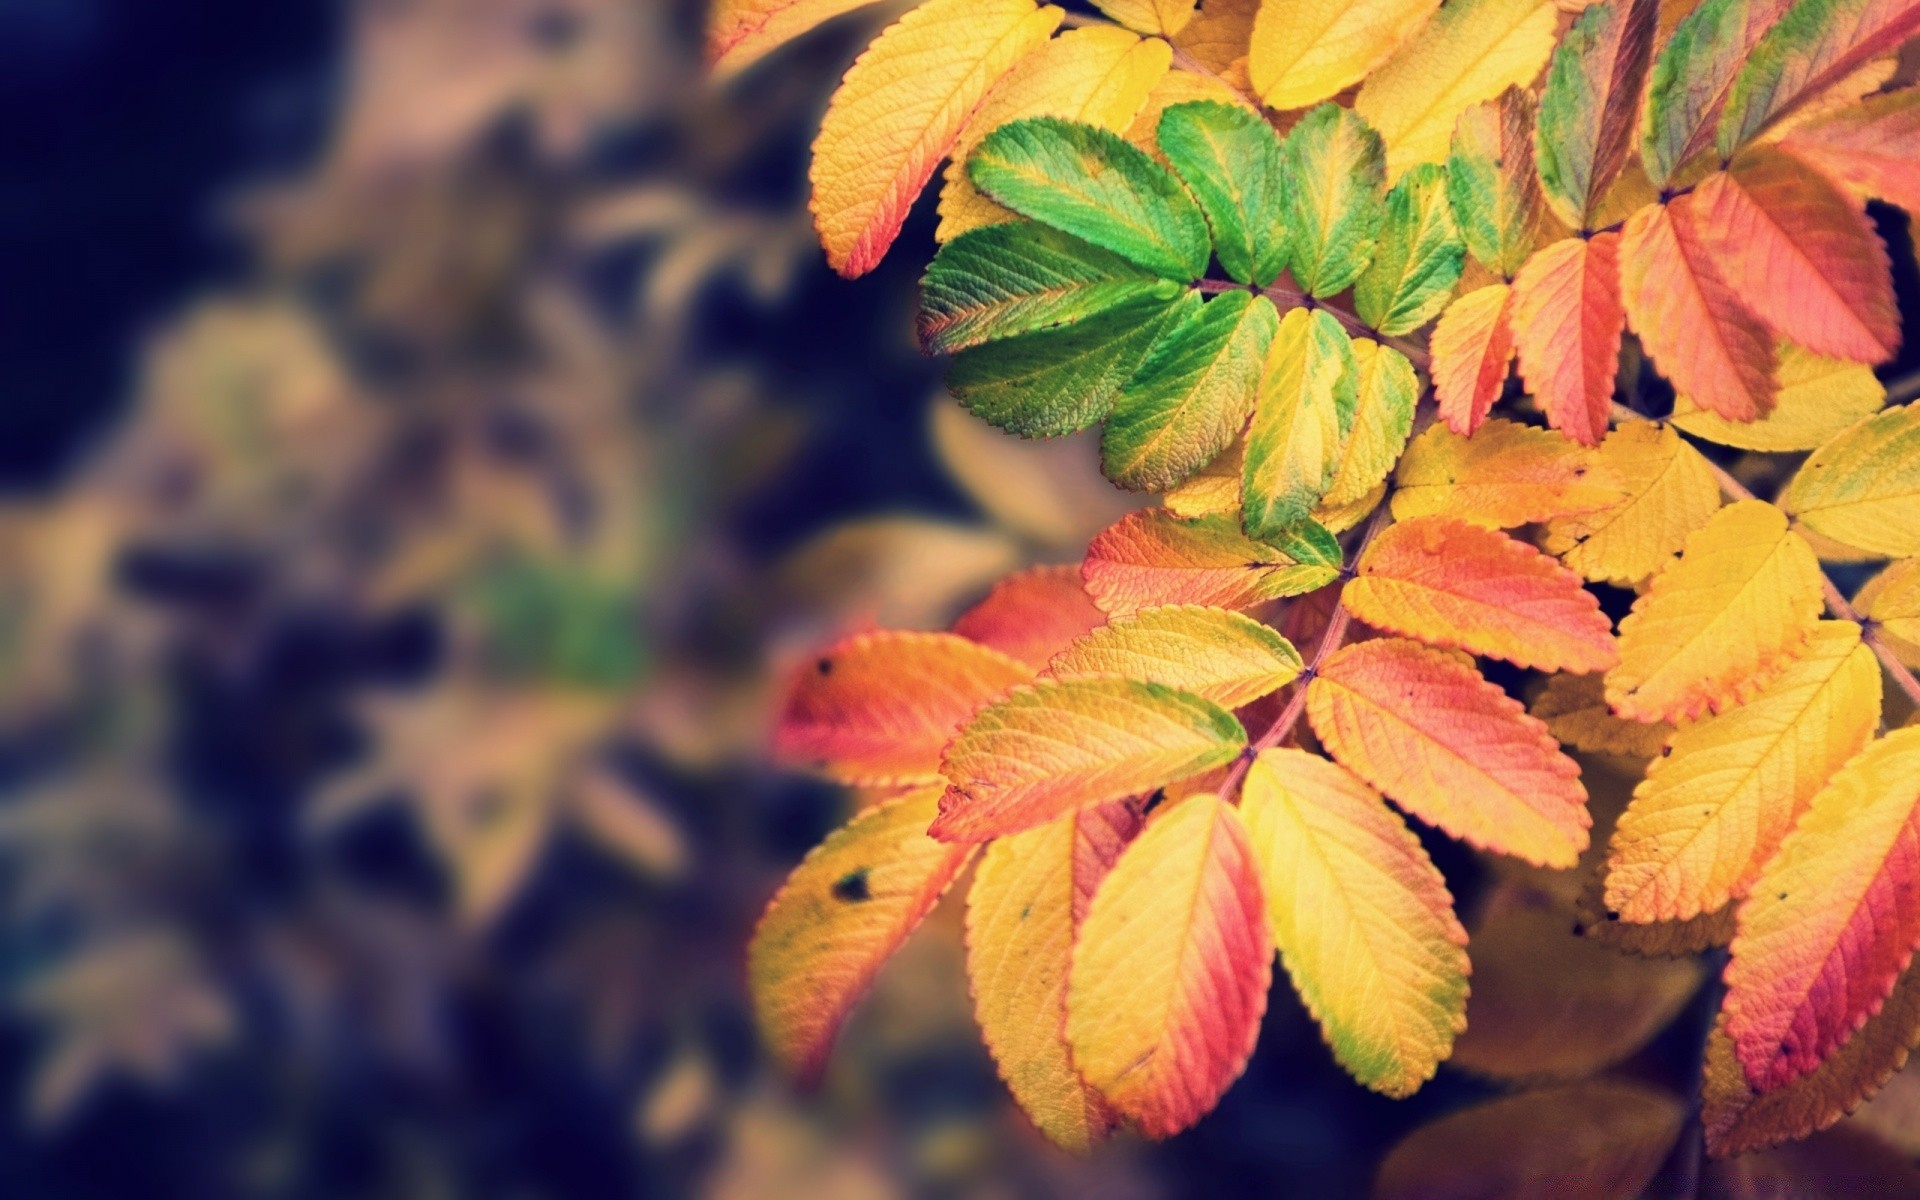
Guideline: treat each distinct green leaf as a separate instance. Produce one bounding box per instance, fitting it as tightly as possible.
[1104,291,1280,492]
[949,291,1196,438]
[969,117,1212,281]
[1324,340,1418,507]
[1280,104,1388,297]
[1447,87,1543,278]
[1156,100,1288,286]
[1639,0,1791,187]
[1243,307,1358,543]
[1352,164,1465,336]
[1535,0,1657,228]
[920,223,1176,354]
[1717,0,1920,156]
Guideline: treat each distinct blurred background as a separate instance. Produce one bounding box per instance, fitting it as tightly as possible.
[3,2,1916,1198]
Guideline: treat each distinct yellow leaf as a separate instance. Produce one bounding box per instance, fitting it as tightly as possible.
[1323,340,1418,508]
[1856,558,1920,667]
[809,0,1062,276]
[1391,417,1622,528]
[965,800,1144,1150]
[1248,0,1443,111]
[1672,344,1887,452]
[749,788,977,1083]
[1313,480,1387,534]
[932,677,1246,841]
[1605,621,1881,923]
[1123,68,1253,159]
[1066,795,1271,1137]
[1092,0,1197,35]
[1353,0,1559,176]
[1161,438,1244,517]
[1530,672,1673,760]
[1241,749,1468,1097]
[1784,405,1920,559]
[1045,604,1302,707]
[937,28,1172,242]
[1541,420,1725,587]
[1606,500,1824,724]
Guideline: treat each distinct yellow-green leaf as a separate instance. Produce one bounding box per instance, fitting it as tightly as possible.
[1242,307,1356,541]
[1046,604,1302,707]
[1084,509,1343,613]
[1352,164,1467,336]
[1783,405,1920,558]
[1671,344,1886,452]
[1323,340,1418,508]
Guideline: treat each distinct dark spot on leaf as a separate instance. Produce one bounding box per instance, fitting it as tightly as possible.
[833,869,871,902]
[1779,892,1788,901]
[1142,788,1166,816]
[817,658,834,675]
[1605,909,1620,922]
[1019,903,1032,920]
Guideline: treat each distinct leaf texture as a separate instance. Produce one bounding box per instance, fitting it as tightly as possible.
[1619,194,1778,422]
[1430,283,1516,436]
[1279,105,1389,297]
[1347,515,1617,672]
[809,0,1062,277]
[1532,671,1674,759]
[1510,233,1625,446]
[1103,290,1279,491]
[1093,0,1198,35]
[1157,100,1287,285]
[1542,420,1724,587]
[965,799,1144,1150]
[1448,88,1544,278]
[932,677,1245,841]
[1606,500,1824,724]
[1066,795,1271,1138]
[920,222,1175,355]
[1393,417,1622,528]
[1689,148,1900,364]
[1047,604,1301,707]
[1779,89,1920,213]
[750,788,977,1083]
[1083,509,1341,613]
[950,563,1107,669]
[773,630,1033,785]
[1638,0,1793,186]
[937,27,1173,242]
[1605,621,1881,923]
[1308,638,1591,867]
[1324,341,1418,508]
[1724,726,1920,1092]
[1241,749,1469,1097]
[1353,0,1559,177]
[1784,405,1920,558]
[1717,0,1920,154]
[1352,164,1466,336]
[1671,343,1885,452]
[1242,307,1357,540]
[1248,0,1444,111]
[1535,0,1658,227]
[969,117,1211,280]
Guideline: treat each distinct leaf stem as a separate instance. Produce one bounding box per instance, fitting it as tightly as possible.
[1193,278,1433,369]
[1608,402,1920,712]
[1220,502,1392,799]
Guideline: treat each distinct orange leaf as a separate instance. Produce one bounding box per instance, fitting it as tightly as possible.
[1724,727,1920,1092]
[1066,795,1271,1137]
[749,788,976,1084]
[1619,193,1776,422]
[1689,148,1901,364]
[1307,638,1591,867]
[1779,90,1920,214]
[950,563,1106,669]
[1511,233,1624,446]
[1431,283,1516,436]
[965,799,1144,1150]
[1347,516,1617,672]
[772,630,1032,785]
[1081,509,1341,615]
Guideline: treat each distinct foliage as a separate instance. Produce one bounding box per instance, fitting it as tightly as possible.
[723,0,1920,1181]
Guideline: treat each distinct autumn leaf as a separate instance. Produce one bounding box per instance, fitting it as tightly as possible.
[1066,795,1270,1138]
[708,0,897,80]
[1724,728,1920,1097]
[1278,104,1388,298]
[966,799,1144,1150]
[949,563,1107,669]
[1241,749,1469,1098]
[1510,233,1625,446]
[1082,508,1342,614]
[1857,558,1920,665]
[1352,164,1467,336]
[1430,283,1516,437]
[1671,343,1886,452]
[1606,499,1824,724]
[1716,0,1920,154]
[1046,604,1302,707]
[1242,307,1358,541]
[932,677,1245,841]
[1638,0,1793,186]
[1447,88,1544,279]
[1157,100,1287,286]
[1778,89,1920,213]
[1783,405,1920,559]
[1248,0,1442,111]
[1307,638,1591,867]
[1541,420,1724,587]
[1323,340,1419,508]
[749,788,977,1084]
[1093,0,1197,36]
[1534,0,1657,227]
[772,630,1033,786]
[1604,621,1881,923]
[809,0,1062,276]
[1393,418,1621,530]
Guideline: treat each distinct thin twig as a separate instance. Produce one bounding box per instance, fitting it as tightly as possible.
[1609,403,1920,711]
[1220,502,1392,800]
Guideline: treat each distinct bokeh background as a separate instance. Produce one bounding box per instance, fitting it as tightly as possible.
[4,2,1919,1198]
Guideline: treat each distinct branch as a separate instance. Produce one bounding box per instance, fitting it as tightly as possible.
[1220,501,1392,800]
[1609,403,1920,711]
